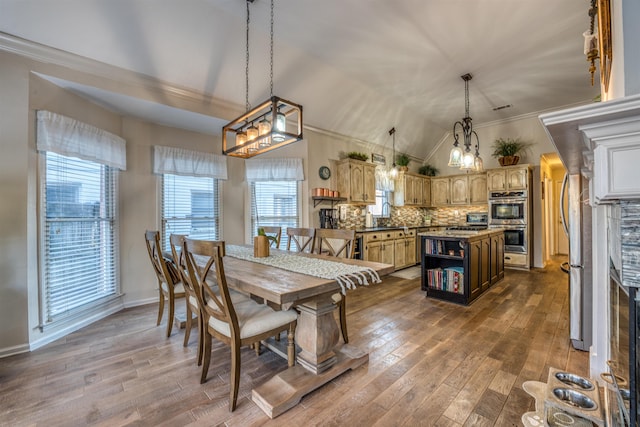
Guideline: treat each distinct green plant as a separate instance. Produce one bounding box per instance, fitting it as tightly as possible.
[491,138,533,158]
[257,227,277,245]
[418,164,438,176]
[396,153,410,167]
[346,151,369,161]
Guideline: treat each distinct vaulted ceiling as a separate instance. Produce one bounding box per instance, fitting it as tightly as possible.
[0,0,599,158]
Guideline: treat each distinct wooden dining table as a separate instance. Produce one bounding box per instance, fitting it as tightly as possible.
[219,245,395,418]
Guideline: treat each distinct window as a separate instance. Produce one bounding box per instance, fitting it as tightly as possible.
[40,152,119,323]
[37,110,126,328]
[250,180,299,248]
[161,174,220,251]
[370,190,391,218]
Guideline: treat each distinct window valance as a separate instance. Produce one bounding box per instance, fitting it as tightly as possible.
[245,158,304,181]
[36,110,127,170]
[153,145,228,180]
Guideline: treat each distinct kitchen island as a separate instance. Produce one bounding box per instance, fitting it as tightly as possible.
[419,228,505,305]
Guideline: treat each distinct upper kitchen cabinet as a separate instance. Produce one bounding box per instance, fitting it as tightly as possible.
[431,177,450,206]
[487,165,530,191]
[469,174,487,204]
[393,173,431,206]
[431,173,487,206]
[337,159,376,205]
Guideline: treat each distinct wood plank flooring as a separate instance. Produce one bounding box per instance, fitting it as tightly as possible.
[0,257,588,426]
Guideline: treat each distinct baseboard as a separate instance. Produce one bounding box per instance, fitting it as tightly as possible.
[124,297,156,308]
[0,343,31,358]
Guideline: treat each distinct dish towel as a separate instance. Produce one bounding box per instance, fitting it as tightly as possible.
[225,245,381,295]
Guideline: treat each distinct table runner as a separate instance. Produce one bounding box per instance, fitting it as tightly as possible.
[225,245,381,295]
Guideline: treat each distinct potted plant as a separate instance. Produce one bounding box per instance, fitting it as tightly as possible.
[418,164,438,176]
[396,153,410,171]
[491,138,533,166]
[254,227,276,257]
[346,151,369,162]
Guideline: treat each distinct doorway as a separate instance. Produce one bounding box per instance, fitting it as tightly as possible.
[540,153,568,264]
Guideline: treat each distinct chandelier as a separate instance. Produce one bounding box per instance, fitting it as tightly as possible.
[222,0,303,158]
[448,73,483,172]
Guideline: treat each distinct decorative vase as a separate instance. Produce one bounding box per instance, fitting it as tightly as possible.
[498,155,520,166]
[253,236,270,257]
[399,166,409,172]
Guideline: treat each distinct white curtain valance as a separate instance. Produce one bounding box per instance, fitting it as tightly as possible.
[375,166,395,192]
[36,110,127,170]
[245,158,304,181]
[153,145,228,179]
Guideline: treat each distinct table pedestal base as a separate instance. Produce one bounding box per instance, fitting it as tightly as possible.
[251,344,368,418]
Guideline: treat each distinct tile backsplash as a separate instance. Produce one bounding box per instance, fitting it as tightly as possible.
[335,204,488,229]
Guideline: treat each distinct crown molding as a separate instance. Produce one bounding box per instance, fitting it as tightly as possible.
[0,32,242,117]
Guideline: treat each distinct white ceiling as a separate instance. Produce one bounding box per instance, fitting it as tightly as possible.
[0,0,599,158]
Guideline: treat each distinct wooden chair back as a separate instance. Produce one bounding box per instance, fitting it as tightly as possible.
[259,226,282,248]
[169,234,191,294]
[314,228,356,259]
[144,230,179,290]
[183,238,238,343]
[286,227,316,253]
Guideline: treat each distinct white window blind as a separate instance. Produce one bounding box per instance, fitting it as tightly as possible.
[162,174,220,251]
[251,181,299,249]
[41,152,119,323]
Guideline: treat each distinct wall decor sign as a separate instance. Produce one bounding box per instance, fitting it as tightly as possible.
[371,153,386,165]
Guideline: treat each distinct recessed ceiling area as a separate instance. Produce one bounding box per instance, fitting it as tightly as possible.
[1,0,599,157]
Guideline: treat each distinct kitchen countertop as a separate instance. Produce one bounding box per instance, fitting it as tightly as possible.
[352,225,447,233]
[418,228,504,240]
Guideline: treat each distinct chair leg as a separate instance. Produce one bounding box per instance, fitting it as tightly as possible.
[200,333,212,384]
[287,324,296,367]
[229,342,241,412]
[183,305,192,347]
[196,316,203,366]
[254,341,260,356]
[166,294,175,338]
[157,289,164,326]
[339,298,349,344]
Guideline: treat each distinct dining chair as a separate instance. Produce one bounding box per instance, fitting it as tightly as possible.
[144,230,185,338]
[259,226,282,248]
[313,228,356,343]
[286,227,316,253]
[182,238,298,412]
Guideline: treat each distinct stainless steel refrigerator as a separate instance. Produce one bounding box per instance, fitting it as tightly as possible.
[560,173,593,351]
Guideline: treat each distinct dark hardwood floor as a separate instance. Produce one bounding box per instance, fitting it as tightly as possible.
[0,257,587,426]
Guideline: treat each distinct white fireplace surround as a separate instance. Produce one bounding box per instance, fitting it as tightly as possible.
[540,93,640,381]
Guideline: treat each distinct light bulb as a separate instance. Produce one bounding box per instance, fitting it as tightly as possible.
[448,145,463,167]
[246,123,258,141]
[258,118,271,136]
[460,150,475,170]
[236,130,247,146]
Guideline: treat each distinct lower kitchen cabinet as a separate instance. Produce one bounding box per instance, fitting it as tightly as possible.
[363,228,416,270]
[420,230,504,305]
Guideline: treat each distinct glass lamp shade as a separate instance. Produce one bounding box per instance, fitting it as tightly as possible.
[258,118,271,136]
[448,145,463,167]
[236,130,247,146]
[389,166,398,178]
[246,124,259,141]
[460,150,475,170]
[474,155,484,172]
[273,110,286,143]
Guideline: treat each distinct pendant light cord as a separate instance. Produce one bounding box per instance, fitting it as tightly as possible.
[245,1,251,112]
[270,0,274,97]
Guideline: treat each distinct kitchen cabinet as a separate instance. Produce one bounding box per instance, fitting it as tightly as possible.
[394,229,416,269]
[337,159,376,204]
[363,230,395,266]
[430,173,487,206]
[420,229,504,305]
[393,173,431,206]
[469,174,487,204]
[487,165,530,191]
[363,229,416,269]
[430,177,450,206]
[450,175,469,205]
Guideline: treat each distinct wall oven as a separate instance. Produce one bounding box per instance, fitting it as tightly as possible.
[488,190,527,225]
[501,226,527,253]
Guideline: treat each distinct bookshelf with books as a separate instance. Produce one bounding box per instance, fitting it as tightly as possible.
[419,229,504,305]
